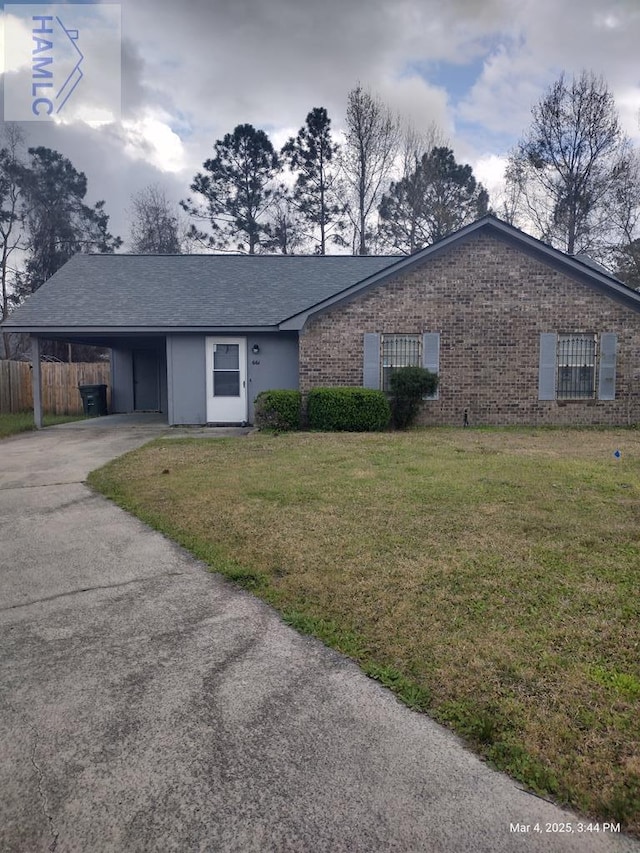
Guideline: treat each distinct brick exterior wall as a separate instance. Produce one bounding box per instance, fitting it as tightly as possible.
[299,232,640,426]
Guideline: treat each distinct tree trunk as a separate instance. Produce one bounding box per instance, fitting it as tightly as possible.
[319,182,326,255]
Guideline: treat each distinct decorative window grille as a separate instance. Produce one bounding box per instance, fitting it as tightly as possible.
[557,334,596,399]
[381,334,421,392]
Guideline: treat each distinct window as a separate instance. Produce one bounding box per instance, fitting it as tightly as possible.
[213,343,240,397]
[538,332,617,402]
[363,332,440,397]
[556,334,596,399]
[381,334,421,392]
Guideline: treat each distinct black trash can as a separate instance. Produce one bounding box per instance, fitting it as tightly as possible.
[78,384,108,417]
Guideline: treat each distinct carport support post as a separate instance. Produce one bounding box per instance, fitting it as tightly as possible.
[31,336,43,429]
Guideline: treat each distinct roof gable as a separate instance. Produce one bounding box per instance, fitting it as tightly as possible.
[280,216,640,329]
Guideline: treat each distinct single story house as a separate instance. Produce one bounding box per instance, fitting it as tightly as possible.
[4,215,640,427]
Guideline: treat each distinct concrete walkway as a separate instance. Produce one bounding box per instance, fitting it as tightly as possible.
[0,420,638,853]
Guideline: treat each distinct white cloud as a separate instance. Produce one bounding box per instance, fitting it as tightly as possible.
[472,153,508,202]
[0,13,32,73]
[378,75,452,139]
[456,43,549,139]
[120,112,187,173]
[615,86,640,139]
[443,0,640,175]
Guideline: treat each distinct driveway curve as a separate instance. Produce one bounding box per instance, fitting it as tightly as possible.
[0,418,638,853]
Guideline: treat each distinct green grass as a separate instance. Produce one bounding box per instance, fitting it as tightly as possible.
[0,411,87,438]
[87,428,640,832]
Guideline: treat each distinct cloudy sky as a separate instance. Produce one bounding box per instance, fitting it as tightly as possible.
[2,0,639,249]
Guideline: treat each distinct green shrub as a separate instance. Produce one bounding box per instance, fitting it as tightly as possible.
[388,366,439,429]
[254,390,302,431]
[307,387,391,432]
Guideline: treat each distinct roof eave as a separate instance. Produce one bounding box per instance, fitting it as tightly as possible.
[2,324,284,335]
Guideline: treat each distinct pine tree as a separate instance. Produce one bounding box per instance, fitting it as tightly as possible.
[378,147,488,254]
[281,107,345,254]
[182,124,280,254]
[16,146,121,299]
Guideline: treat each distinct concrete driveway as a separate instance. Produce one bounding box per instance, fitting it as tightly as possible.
[0,419,638,853]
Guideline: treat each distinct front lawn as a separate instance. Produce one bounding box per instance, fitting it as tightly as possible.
[88,428,640,832]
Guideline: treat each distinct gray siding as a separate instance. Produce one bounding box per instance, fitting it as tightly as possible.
[166,335,207,425]
[110,348,134,413]
[246,333,299,422]
[164,333,299,425]
[112,339,167,416]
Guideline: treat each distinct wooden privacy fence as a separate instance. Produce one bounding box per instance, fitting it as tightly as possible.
[0,361,111,415]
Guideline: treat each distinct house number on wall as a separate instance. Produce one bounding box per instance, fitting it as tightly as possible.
[251,359,261,365]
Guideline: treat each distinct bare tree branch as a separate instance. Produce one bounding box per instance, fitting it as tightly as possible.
[128,184,183,253]
[506,70,628,257]
[341,84,401,254]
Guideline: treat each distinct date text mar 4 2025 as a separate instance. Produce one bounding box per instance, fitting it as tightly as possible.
[510,823,621,834]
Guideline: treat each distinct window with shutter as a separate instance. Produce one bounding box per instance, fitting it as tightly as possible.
[538,332,617,401]
[363,333,440,395]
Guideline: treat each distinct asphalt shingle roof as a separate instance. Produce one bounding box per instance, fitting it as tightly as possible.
[7,217,639,334]
[3,253,399,330]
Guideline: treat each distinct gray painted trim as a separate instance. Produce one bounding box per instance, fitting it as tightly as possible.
[166,336,175,426]
[363,333,381,389]
[31,335,42,429]
[109,357,115,414]
[422,332,440,400]
[598,332,617,400]
[8,325,281,335]
[280,217,640,330]
[538,333,558,400]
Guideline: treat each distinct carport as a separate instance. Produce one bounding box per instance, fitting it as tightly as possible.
[28,331,168,428]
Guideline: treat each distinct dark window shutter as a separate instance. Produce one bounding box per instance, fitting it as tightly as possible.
[598,333,617,400]
[538,333,557,400]
[422,332,440,400]
[363,333,381,389]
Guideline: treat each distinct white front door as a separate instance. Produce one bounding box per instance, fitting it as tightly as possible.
[205,337,247,423]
